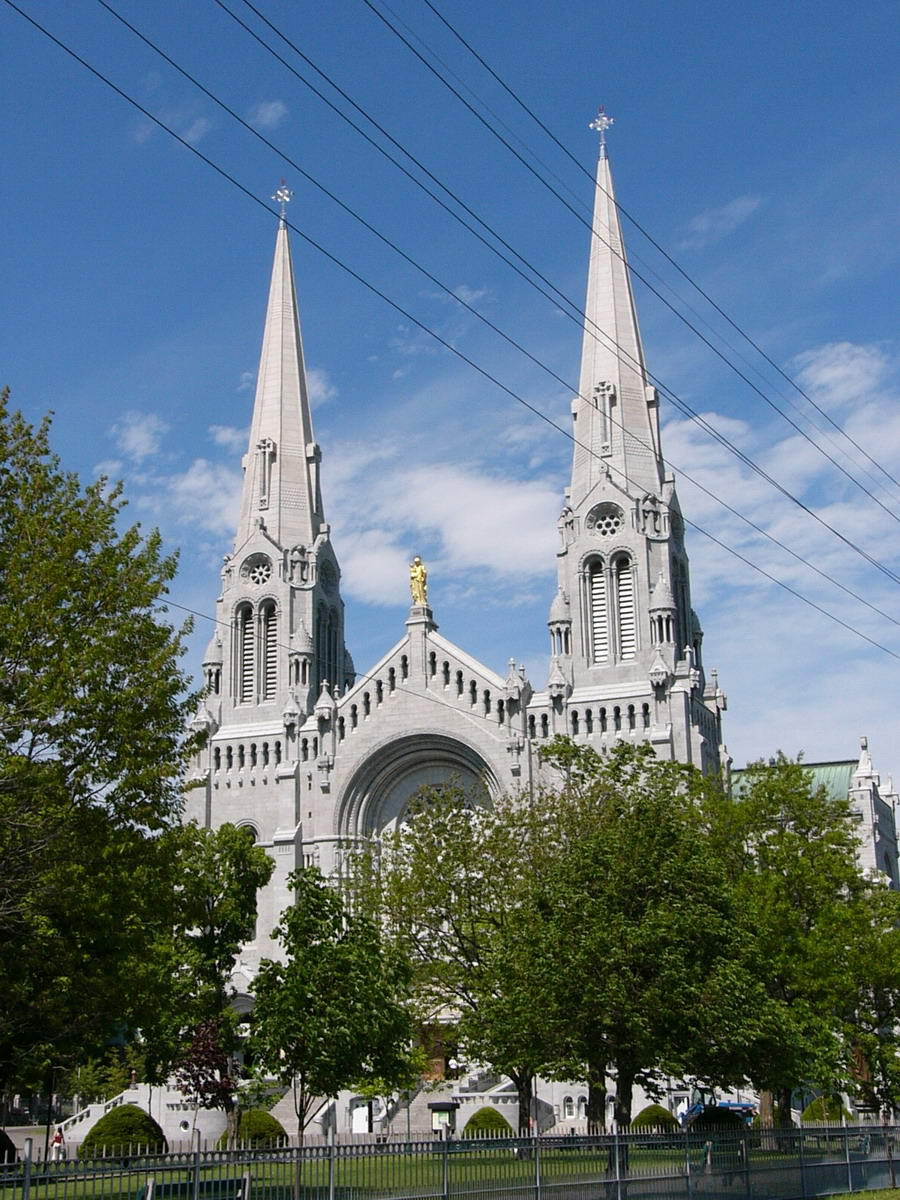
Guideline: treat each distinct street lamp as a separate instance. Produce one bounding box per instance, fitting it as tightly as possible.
[42,1066,64,1163]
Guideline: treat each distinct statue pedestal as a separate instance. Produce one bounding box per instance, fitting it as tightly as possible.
[405,604,437,632]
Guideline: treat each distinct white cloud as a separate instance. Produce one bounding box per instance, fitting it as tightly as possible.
[182,116,212,146]
[237,370,255,393]
[158,459,243,536]
[793,342,890,410]
[209,425,247,453]
[679,195,763,249]
[110,410,169,462]
[453,284,488,306]
[249,100,288,130]
[93,458,124,479]
[308,366,337,407]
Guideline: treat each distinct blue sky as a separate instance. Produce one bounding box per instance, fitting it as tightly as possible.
[1,0,898,773]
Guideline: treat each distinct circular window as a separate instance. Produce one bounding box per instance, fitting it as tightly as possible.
[587,503,624,537]
[241,553,272,585]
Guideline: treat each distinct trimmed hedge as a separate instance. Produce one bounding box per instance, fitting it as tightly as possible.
[79,1105,167,1157]
[216,1109,287,1148]
[802,1097,853,1123]
[464,1107,513,1134]
[688,1106,746,1131]
[632,1104,678,1130]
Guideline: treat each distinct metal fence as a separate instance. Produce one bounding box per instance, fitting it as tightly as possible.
[3,1126,899,1200]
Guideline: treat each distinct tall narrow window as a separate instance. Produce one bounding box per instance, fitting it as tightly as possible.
[238,605,254,702]
[589,560,609,663]
[261,603,277,701]
[616,559,636,660]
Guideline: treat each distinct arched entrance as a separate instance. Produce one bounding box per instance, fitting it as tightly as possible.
[338,732,497,835]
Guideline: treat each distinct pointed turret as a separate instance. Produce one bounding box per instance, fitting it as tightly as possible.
[235,216,323,551]
[571,116,664,505]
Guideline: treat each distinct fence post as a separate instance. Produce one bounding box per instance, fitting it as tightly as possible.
[845,1127,853,1194]
[22,1137,32,1200]
[533,1131,541,1200]
[799,1128,807,1200]
[328,1123,336,1200]
[887,1124,896,1190]
[192,1127,201,1200]
[441,1127,450,1200]
[613,1126,622,1200]
[684,1127,692,1200]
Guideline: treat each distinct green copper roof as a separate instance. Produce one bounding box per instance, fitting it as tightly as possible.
[731,761,855,802]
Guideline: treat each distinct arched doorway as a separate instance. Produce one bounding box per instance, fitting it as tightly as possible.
[337,732,497,835]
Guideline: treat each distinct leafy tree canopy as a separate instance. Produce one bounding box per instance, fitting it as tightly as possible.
[251,868,415,1140]
[0,392,197,1093]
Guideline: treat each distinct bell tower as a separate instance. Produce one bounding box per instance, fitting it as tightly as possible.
[546,114,726,770]
[187,190,353,967]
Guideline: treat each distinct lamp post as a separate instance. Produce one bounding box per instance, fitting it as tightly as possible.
[42,1066,64,1163]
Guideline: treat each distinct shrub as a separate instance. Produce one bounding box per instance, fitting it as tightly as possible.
[632,1104,678,1130]
[801,1097,853,1123]
[216,1109,287,1148]
[79,1105,167,1157]
[464,1107,513,1135]
[688,1105,746,1131]
[0,1130,16,1164]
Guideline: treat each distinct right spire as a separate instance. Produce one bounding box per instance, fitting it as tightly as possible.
[571,111,664,506]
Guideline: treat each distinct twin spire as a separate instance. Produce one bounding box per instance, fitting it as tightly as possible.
[236,120,662,552]
[572,110,664,506]
[234,194,323,553]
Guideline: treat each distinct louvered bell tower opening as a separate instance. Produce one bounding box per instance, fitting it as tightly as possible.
[616,558,636,660]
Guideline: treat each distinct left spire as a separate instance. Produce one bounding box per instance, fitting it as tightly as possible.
[234,185,323,551]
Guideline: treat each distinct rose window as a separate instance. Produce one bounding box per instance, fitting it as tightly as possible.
[587,503,624,537]
[241,554,273,585]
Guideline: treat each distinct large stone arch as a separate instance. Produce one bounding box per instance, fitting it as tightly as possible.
[337,731,499,836]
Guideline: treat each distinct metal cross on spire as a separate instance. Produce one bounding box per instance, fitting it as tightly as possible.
[272,179,293,219]
[589,107,614,150]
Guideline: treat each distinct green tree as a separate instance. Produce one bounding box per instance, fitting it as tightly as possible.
[536,738,766,1127]
[0,391,197,1095]
[251,868,415,1152]
[356,787,558,1132]
[715,755,877,1125]
[163,823,274,1145]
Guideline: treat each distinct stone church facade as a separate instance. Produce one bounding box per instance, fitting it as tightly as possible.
[183,134,729,982]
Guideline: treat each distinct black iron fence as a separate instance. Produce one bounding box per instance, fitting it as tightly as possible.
[3,1126,899,1200]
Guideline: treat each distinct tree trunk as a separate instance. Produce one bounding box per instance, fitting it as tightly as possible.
[586,1061,608,1132]
[224,1098,239,1149]
[613,1074,634,1129]
[775,1087,793,1128]
[511,1070,534,1134]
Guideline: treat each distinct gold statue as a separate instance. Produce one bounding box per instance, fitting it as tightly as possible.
[409,556,428,606]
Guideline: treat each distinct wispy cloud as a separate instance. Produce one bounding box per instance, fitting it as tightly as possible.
[110,410,169,462]
[248,100,288,130]
[209,425,248,453]
[308,366,337,407]
[793,342,891,411]
[679,194,763,250]
[237,370,255,393]
[182,116,212,146]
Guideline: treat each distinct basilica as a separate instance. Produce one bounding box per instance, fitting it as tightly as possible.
[184,129,729,983]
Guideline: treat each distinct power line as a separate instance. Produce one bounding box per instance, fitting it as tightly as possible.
[211,0,900,585]
[415,0,900,495]
[357,0,900,524]
[88,0,900,629]
[4,0,900,667]
[208,0,900,583]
